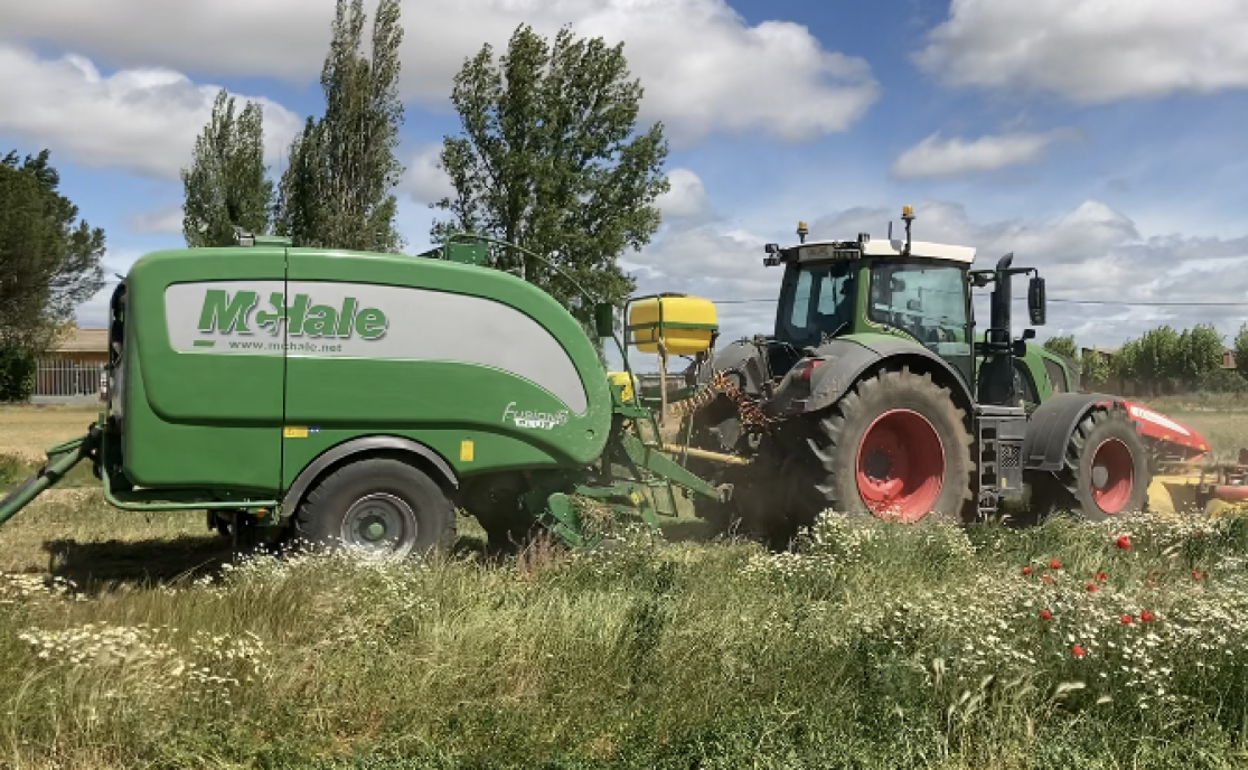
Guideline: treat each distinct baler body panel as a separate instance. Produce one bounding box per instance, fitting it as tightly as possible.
[123,247,288,492]
[117,243,613,495]
[280,249,613,483]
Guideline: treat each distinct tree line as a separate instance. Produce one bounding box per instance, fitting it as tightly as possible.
[1043,323,1248,395]
[0,1,669,399]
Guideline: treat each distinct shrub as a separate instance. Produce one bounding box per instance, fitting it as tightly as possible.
[1198,368,1248,394]
[0,347,37,402]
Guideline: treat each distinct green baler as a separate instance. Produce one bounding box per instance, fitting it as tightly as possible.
[0,233,730,556]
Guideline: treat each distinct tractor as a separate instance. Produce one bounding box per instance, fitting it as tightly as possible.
[661,206,1154,545]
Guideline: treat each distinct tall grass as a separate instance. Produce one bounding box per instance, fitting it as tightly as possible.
[5,510,1248,768]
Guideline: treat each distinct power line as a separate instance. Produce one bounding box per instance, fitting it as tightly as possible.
[708,296,1246,308]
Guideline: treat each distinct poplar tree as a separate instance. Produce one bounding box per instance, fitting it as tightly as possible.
[276,0,405,251]
[180,89,275,246]
[431,24,670,324]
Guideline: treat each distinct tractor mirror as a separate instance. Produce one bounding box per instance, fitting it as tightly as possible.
[1028,276,1047,326]
[593,303,615,338]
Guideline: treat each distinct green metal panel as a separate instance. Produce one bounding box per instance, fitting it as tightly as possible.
[1016,343,1056,403]
[122,246,287,491]
[281,248,614,484]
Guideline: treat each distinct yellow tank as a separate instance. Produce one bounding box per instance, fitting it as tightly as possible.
[628,295,718,356]
[607,371,637,402]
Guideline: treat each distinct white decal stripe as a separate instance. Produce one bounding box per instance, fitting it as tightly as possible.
[164,280,589,414]
[1129,405,1190,436]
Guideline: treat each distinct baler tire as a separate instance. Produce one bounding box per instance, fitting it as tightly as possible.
[294,457,456,559]
[459,474,539,553]
[1058,407,1151,521]
[798,366,974,526]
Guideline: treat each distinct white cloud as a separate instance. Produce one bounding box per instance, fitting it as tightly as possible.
[656,168,706,220]
[127,205,185,235]
[0,0,879,145]
[0,44,301,179]
[915,0,1248,103]
[891,130,1076,179]
[403,143,454,205]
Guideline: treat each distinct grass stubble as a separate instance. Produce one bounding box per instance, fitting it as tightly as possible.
[4,400,1248,768]
[5,492,1248,768]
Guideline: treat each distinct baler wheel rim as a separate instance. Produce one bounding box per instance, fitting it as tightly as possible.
[341,492,414,553]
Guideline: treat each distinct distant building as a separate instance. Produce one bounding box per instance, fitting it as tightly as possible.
[31,326,108,402]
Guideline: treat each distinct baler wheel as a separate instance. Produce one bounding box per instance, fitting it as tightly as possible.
[798,366,974,526]
[294,457,456,559]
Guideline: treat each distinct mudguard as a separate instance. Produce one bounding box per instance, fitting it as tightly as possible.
[1022,392,1119,472]
[705,337,774,397]
[281,435,459,516]
[796,336,975,416]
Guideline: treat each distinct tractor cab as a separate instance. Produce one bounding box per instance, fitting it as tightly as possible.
[764,208,1048,409]
[766,217,978,393]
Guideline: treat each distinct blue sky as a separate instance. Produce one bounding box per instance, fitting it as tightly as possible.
[2,0,1247,361]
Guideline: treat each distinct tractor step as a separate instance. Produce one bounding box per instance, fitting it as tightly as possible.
[975,405,1027,519]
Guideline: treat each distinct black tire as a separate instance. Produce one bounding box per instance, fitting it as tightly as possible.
[1048,407,1151,521]
[294,456,456,559]
[459,473,537,553]
[796,366,975,526]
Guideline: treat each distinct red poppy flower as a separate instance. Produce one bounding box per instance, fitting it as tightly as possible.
[1022,565,1032,576]
[1050,558,1062,570]
[1120,614,1133,625]
[1115,535,1131,550]
[1192,569,1203,580]
[1039,608,1053,620]
[1071,644,1086,658]
[1140,610,1155,622]
[1095,571,1108,582]
[1085,581,1098,593]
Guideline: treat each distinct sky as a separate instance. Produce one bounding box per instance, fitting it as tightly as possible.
[3,0,1248,367]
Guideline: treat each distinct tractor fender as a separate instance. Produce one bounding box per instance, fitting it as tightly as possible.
[280,435,460,516]
[707,338,771,397]
[796,337,975,417]
[1022,393,1121,472]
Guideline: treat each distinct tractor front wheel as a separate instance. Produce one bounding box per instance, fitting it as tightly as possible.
[797,367,974,527]
[294,456,456,559]
[1060,407,1151,521]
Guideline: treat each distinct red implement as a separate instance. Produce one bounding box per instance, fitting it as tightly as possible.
[1122,401,1212,463]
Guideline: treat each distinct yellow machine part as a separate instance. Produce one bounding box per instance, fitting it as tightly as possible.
[629,296,718,356]
[1145,472,1205,520]
[607,371,637,402]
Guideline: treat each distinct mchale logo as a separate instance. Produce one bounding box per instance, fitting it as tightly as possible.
[197,289,388,340]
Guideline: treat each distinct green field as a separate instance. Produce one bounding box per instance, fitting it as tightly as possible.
[3,400,1248,768]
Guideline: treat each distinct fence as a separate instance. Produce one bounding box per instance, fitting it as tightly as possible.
[33,357,105,400]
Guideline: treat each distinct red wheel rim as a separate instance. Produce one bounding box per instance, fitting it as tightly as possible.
[1090,438,1134,513]
[854,409,945,523]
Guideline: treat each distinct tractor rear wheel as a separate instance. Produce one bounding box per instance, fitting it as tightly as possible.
[294,456,456,559]
[796,367,974,527]
[1054,407,1151,521]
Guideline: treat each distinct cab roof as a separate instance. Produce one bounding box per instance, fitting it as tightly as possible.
[793,237,977,264]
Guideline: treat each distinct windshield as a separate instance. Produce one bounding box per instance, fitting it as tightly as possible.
[867,258,973,387]
[777,261,856,347]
